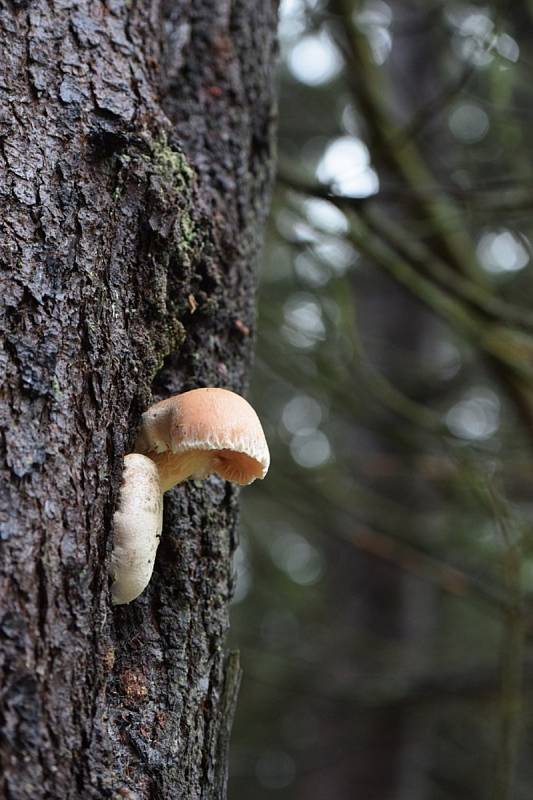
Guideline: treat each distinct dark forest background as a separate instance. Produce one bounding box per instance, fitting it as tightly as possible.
[230,1,533,798]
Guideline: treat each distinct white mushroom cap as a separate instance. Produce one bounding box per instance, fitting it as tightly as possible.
[111,454,163,605]
[134,388,270,491]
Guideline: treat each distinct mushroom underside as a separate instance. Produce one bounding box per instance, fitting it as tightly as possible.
[148,447,265,490]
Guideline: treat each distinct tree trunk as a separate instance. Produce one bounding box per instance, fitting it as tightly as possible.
[0,2,277,798]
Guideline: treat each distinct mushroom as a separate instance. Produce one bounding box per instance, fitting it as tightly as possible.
[111,454,163,605]
[111,388,269,604]
[134,387,270,490]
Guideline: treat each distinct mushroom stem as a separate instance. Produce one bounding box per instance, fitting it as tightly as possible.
[147,449,212,492]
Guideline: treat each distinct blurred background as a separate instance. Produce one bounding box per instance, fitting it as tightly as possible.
[229,1,533,798]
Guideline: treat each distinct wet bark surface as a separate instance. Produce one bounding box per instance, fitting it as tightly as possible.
[0,1,277,797]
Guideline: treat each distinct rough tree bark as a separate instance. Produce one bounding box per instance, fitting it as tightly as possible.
[0,1,277,798]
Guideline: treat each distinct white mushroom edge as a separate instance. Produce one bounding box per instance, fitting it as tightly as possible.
[111,454,163,605]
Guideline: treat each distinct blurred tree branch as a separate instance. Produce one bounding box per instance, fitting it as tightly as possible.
[329,0,484,281]
[328,0,533,448]
[487,484,525,800]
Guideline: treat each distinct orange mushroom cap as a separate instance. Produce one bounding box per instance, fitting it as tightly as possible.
[134,388,270,491]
